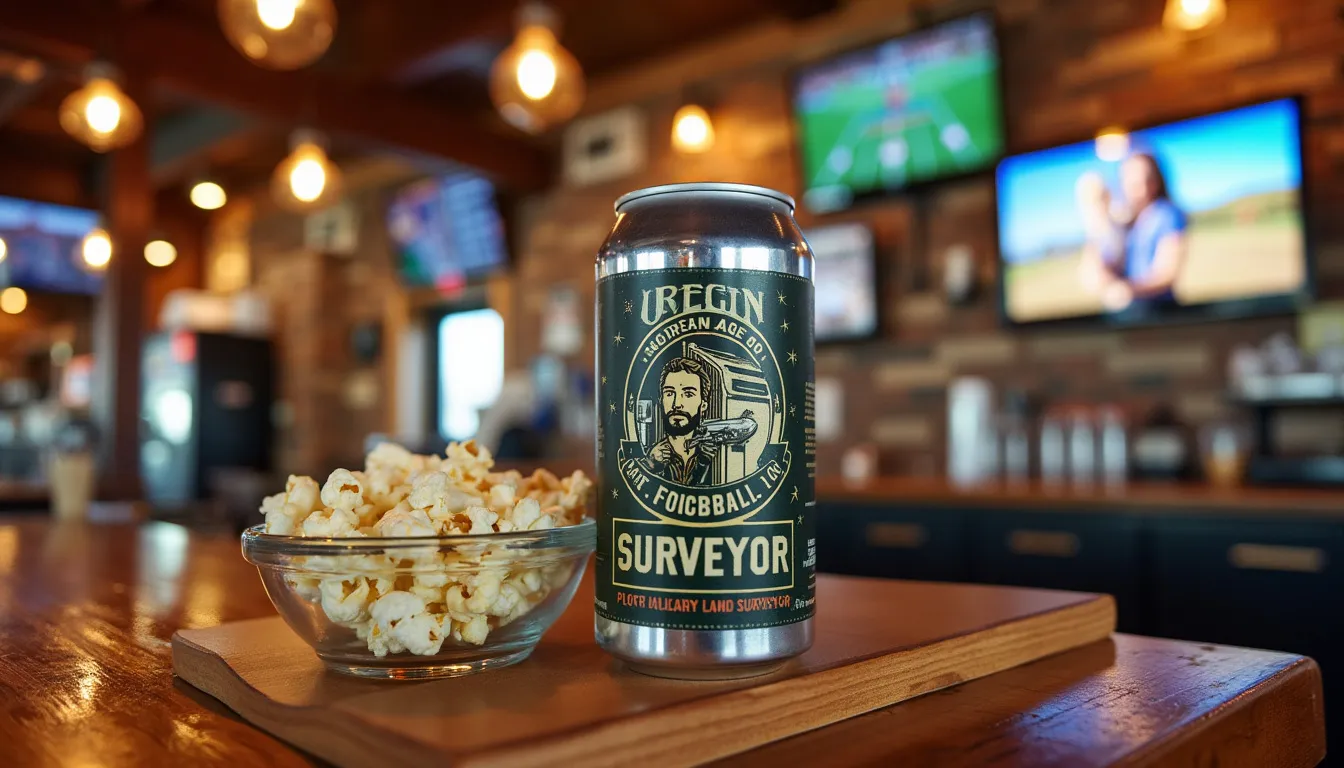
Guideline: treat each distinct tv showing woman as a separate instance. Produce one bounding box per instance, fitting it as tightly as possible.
[996,98,1307,326]
[1082,152,1190,314]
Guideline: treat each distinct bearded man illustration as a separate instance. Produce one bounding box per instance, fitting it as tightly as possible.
[645,357,718,485]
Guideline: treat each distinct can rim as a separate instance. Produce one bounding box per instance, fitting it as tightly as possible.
[614,183,795,213]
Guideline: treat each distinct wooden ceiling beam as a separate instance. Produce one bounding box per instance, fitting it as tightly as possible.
[359,0,595,85]
[0,3,551,190]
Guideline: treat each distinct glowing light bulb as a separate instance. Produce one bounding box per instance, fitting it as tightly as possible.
[256,0,298,30]
[0,287,27,315]
[145,239,177,267]
[0,237,7,264]
[85,94,122,135]
[83,228,112,270]
[489,3,584,133]
[1094,127,1130,162]
[218,0,336,70]
[272,131,340,210]
[672,104,715,153]
[1163,0,1225,30]
[59,68,143,152]
[289,157,326,202]
[189,181,227,210]
[517,50,558,100]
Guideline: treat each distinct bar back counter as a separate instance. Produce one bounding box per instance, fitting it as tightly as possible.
[817,477,1344,757]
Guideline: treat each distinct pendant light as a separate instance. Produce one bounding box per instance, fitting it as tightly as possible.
[59,63,143,153]
[0,287,27,315]
[189,179,228,211]
[218,0,337,70]
[271,128,341,211]
[82,228,113,271]
[672,104,715,154]
[145,239,178,268]
[489,2,584,134]
[1163,0,1226,31]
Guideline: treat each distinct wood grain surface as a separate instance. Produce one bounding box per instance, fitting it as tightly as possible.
[0,516,1326,767]
[172,574,1115,767]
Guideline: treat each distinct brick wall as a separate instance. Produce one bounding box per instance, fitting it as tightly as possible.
[509,0,1344,476]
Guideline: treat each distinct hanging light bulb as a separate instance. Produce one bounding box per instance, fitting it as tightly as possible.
[218,0,337,70]
[82,228,113,270]
[1163,0,1226,30]
[1094,126,1130,162]
[59,63,143,153]
[189,180,228,210]
[145,239,178,268]
[0,287,27,315]
[489,2,584,134]
[672,104,715,154]
[271,129,342,211]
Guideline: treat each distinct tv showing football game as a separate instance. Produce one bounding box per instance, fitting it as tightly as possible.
[996,98,1310,326]
[0,195,102,295]
[387,172,507,290]
[807,223,879,341]
[793,12,1004,213]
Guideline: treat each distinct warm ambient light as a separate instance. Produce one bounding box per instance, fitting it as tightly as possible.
[145,239,177,267]
[672,104,715,154]
[1094,127,1130,162]
[489,2,584,133]
[82,228,112,270]
[1163,0,1226,30]
[517,49,558,101]
[189,181,228,210]
[0,287,27,315]
[257,0,298,30]
[271,129,341,210]
[218,0,336,70]
[0,237,7,264]
[59,63,143,152]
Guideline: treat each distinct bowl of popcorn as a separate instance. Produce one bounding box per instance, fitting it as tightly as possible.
[242,440,595,680]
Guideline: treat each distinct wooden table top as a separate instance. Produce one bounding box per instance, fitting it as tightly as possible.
[0,515,1326,767]
[818,476,1344,518]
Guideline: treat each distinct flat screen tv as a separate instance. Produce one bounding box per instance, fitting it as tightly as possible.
[0,196,102,295]
[793,12,1005,213]
[995,98,1310,327]
[807,222,879,341]
[386,172,507,290]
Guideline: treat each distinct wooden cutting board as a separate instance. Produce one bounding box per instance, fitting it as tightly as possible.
[173,572,1114,768]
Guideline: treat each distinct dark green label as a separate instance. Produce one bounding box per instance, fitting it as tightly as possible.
[595,267,816,630]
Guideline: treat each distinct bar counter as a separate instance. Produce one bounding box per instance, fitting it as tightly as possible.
[818,476,1344,517]
[0,515,1327,766]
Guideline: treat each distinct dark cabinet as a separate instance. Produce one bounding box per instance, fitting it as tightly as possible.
[817,503,970,583]
[1150,516,1344,767]
[969,512,1147,633]
[1149,517,1344,659]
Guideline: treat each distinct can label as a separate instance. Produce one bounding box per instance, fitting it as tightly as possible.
[596,267,816,630]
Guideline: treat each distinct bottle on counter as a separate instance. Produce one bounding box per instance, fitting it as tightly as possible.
[948,376,998,487]
[1067,407,1096,487]
[1039,407,1067,487]
[1098,406,1129,487]
[999,390,1031,484]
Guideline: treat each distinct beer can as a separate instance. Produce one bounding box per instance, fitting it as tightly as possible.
[594,183,816,679]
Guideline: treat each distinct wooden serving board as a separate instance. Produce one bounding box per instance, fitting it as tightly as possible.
[173,572,1114,768]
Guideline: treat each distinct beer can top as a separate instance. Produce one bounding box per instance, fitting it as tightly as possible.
[614,183,795,214]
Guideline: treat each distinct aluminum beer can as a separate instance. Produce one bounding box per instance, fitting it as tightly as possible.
[594,183,816,679]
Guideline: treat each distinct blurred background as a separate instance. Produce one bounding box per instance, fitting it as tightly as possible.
[0,0,1343,749]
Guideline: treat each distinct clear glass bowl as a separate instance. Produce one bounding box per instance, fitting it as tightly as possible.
[241,519,595,680]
